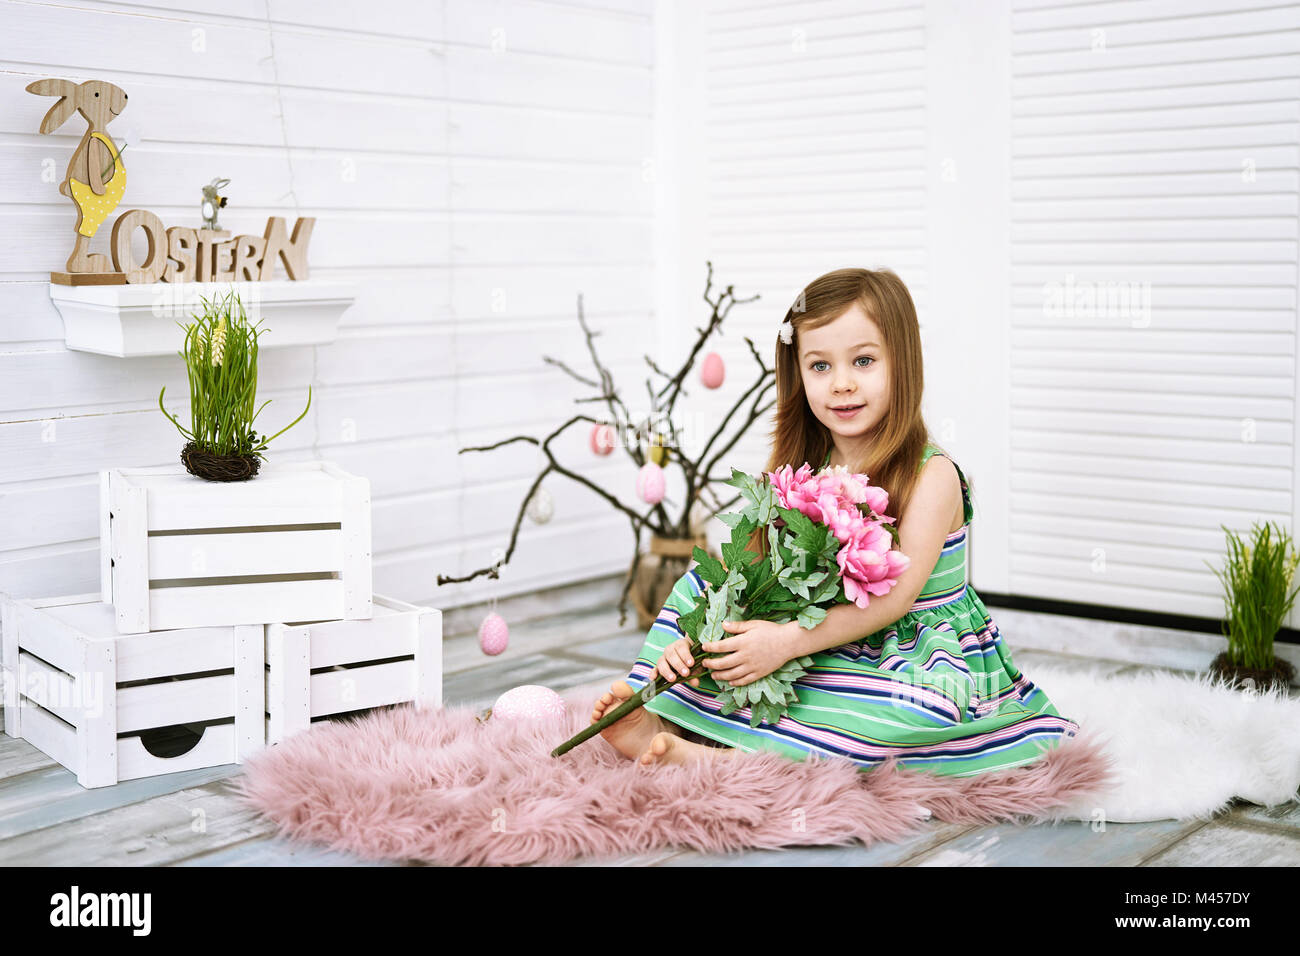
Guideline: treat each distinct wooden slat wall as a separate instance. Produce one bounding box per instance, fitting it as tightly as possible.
[1008,0,1300,620]
[668,0,930,482]
[0,0,657,611]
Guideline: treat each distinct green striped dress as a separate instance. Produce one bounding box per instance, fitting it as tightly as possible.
[624,443,1081,777]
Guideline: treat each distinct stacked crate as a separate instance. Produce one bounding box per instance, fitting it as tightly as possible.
[1,460,442,788]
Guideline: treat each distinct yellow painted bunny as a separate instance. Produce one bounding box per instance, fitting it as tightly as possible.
[27,77,129,274]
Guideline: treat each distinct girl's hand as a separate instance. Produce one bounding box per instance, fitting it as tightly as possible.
[701,619,795,687]
[655,637,701,687]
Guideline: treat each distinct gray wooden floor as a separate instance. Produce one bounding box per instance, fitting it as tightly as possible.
[2,598,1298,866]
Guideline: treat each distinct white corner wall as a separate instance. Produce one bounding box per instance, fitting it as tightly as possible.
[4,0,1297,629]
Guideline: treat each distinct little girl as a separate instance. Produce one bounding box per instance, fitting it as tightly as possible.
[592,267,1081,775]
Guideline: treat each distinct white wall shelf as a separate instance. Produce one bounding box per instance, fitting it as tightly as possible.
[50,280,356,357]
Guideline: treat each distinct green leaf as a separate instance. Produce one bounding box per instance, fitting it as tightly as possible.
[722,466,751,492]
[729,470,767,521]
[731,513,759,542]
[767,522,784,577]
[676,601,707,643]
[754,481,776,526]
[691,547,727,589]
[719,543,753,575]
[777,565,816,600]
[797,604,828,629]
[811,573,843,603]
[775,530,796,568]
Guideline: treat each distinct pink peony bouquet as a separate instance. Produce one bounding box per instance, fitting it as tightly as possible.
[552,458,910,754]
[768,461,910,610]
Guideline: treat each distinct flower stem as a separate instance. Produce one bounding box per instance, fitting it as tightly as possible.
[550,657,709,758]
[549,567,776,758]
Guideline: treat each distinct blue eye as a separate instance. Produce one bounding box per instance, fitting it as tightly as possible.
[810,356,873,372]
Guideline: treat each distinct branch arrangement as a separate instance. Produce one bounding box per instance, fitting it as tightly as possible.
[435,262,775,626]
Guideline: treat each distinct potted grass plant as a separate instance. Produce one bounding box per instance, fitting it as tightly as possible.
[158,288,311,482]
[1205,520,1299,693]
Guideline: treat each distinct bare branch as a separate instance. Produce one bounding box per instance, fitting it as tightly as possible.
[541,354,600,389]
[435,414,668,587]
[437,265,769,610]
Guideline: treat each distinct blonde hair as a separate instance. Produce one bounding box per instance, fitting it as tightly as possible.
[746,267,947,559]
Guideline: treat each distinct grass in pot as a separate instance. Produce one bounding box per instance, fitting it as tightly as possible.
[1206,520,1299,693]
[158,288,311,482]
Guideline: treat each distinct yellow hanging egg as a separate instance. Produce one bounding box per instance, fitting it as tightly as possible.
[648,433,669,467]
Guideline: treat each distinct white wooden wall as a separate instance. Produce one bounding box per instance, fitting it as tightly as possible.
[664,0,1300,628]
[0,0,657,611]
[658,0,932,538]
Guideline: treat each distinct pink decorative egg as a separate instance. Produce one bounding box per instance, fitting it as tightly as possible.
[700,351,725,389]
[479,612,509,656]
[491,685,567,723]
[590,423,617,456]
[637,462,665,504]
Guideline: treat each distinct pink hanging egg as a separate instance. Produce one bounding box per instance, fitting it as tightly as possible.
[491,685,567,723]
[637,462,665,504]
[590,423,617,456]
[700,351,725,389]
[479,612,509,656]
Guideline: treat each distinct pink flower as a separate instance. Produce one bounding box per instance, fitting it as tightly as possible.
[817,464,871,505]
[861,485,891,517]
[834,516,910,609]
[815,463,893,517]
[765,460,908,610]
[816,491,863,544]
[768,463,822,520]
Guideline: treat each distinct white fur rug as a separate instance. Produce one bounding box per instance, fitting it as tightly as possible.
[1029,664,1300,823]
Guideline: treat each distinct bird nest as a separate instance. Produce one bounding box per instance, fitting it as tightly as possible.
[1208,651,1296,694]
[180,440,261,482]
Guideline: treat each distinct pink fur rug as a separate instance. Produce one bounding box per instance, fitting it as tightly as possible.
[228,688,1117,866]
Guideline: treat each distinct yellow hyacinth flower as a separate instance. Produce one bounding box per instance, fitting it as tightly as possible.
[210,317,227,367]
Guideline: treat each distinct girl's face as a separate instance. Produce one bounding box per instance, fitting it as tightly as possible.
[796,301,890,461]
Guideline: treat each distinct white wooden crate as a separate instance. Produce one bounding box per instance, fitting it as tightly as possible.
[100,459,372,633]
[0,593,265,789]
[265,594,442,745]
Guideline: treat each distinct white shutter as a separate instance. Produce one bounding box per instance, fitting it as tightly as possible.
[668,0,930,476]
[1008,0,1300,620]
[701,0,928,293]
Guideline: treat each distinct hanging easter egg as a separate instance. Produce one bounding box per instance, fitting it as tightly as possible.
[490,685,567,723]
[590,423,617,456]
[479,612,509,656]
[526,486,554,524]
[637,462,665,505]
[700,351,725,389]
[646,432,669,467]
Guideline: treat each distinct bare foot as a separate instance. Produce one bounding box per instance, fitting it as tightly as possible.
[592,680,668,760]
[637,730,737,768]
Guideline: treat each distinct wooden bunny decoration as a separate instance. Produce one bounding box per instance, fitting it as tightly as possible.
[28,77,130,285]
